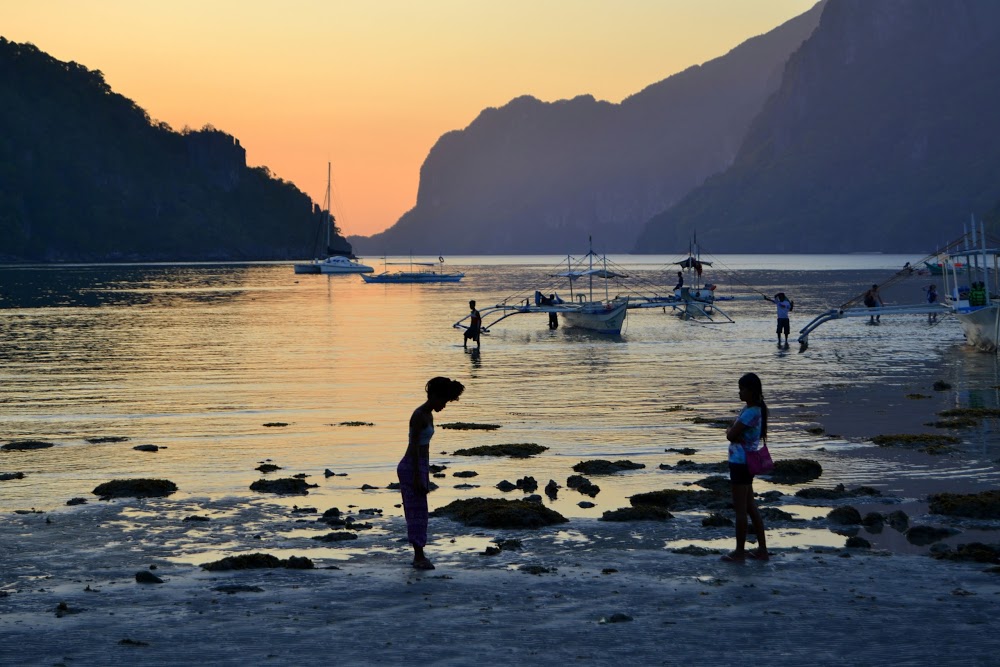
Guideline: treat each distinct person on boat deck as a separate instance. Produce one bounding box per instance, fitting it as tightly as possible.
[863,284,884,323]
[925,284,939,323]
[464,300,482,349]
[765,292,793,346]
[674,271,684,290]
[397,376,465,570]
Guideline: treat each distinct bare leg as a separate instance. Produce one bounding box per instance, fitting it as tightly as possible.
[725,482,750,561]
[745,485,768,559]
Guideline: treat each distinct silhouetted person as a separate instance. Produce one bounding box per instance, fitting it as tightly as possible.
[464,300,481,349]
[674,272,684,290]
[863,284,883,324]
[925,284,938,323]
[397,377,465,570]
[544,293,558,329]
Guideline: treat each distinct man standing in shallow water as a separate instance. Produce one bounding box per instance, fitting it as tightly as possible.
[463,300,481,349]
[766,292,793,347]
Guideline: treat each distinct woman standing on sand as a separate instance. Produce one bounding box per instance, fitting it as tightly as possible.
[722,372,769,562]
[398,376,465,570]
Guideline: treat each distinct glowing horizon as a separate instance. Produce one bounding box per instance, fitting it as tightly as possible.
[1,1,816,236]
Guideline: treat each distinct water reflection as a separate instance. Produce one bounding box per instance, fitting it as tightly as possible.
[1,260,999,563]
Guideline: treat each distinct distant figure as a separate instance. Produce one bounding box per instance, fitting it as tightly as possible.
[547,293,559,329]
[925,284,938,323]
[863,284,884,324]
[464,300,481,349]
[397,377,465,570]
[674,272,684,290]
[766,292,794,347]
[722,372,769,563]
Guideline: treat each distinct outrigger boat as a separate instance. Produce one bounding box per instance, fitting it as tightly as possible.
[630,238,747,323]
[362,256,464,284]
[797,221,995,352]
[454,241,629,334]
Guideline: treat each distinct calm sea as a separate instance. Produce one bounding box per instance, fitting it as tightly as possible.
[2,254,999,552]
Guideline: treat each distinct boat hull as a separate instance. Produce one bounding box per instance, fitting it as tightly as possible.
[955,305,1000,352]
[293,263,322,274]
[560,301,628,334]
[361,272,464,283]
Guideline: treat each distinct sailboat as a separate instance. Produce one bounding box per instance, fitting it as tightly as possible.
[293,163,372,275]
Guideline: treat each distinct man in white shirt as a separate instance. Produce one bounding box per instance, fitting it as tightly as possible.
[767,292,793,347]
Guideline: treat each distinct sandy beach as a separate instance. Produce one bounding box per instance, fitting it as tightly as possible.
[4,373,1000,667]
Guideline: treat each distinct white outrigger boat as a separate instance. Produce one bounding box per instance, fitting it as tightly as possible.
[938,222,1000,351]
[797,221,996,352]
[629,240,751,323]
[454,241,629,334]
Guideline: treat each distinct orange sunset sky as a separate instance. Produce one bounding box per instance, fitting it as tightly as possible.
[2,1,814,237]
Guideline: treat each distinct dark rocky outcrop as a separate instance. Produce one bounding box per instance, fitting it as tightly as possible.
[929,542,1000,564]
[249,478,318,495]
[795,484,881,500]
[827,506,863,525]
[572,460,646,475]
[566,475,601,498]
[432,498,568,528]
[599,506,673,522]
[135,571,164,584]
[929,490,1000,519]
[629,487,729,512]
[768,459,823,484]
[453,443,547,458]
[2,440,55,451]
[201,553,315,571]
[311,531,358,542]
[906,525,959,546]
[92,478,177,500]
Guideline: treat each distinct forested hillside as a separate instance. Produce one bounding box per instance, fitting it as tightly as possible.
[0,38,350,262]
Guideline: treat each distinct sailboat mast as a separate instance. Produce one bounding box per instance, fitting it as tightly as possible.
[325,162,332,252]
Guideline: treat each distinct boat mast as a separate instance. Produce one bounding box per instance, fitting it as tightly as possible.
[588,235,594,302]
[324,162,332,254]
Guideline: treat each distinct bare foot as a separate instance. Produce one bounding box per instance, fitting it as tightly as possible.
[412,558,435,570]
[748,550,770,561]
[720,551,745,563]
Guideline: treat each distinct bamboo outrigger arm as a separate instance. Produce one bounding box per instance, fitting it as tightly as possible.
[796,303,952,351]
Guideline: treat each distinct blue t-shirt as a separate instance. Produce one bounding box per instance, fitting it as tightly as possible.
[728,406,762,464]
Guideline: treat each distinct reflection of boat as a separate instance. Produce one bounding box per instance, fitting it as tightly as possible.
[318,255,373,274]
[294,163,358,275]
[454,240,629,334]
[361,256,464,283]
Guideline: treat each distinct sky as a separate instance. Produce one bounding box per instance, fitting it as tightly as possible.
[2,1,815,236]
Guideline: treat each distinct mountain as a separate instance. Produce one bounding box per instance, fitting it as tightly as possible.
[0,38,351,262]
[352,3,824,255]
[635,0,1000,254]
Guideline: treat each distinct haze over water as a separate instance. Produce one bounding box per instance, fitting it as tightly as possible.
[3,255,1000,555]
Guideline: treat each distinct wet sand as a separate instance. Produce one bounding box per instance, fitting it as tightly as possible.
[3,371,1000,665]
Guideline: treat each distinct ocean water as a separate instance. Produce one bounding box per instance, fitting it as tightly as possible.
[2,255,999,554]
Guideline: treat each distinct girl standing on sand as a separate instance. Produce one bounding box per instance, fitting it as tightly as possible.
[722,372,769,562]
[398,376,465,570]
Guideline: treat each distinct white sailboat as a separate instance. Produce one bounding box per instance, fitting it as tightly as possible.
[294,163,372,275]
